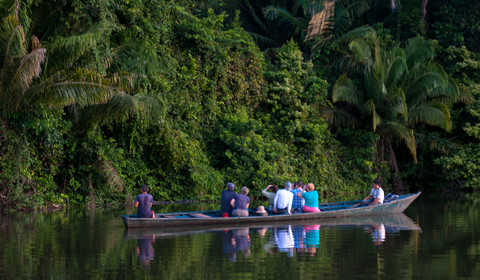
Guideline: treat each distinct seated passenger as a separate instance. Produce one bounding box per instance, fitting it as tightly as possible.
[262,184,278,211]
[297,183,320,213]
[361,179,384,206]
[273,185,294,214]
[230,187,250,217]
[221,182,236,217]
[135,184,155,218]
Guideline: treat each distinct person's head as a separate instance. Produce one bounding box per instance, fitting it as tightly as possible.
[295,181,304,189]
[372,179,380,189]
[227,182,235,191]
[241,186,249,195]
[306,183,315,192]
[285,182,292,191]
[271,185,279,193]
[141,184,149,193]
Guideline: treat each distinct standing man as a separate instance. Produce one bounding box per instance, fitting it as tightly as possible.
[362,179,384,206]
[273,185,294,214]
[135,184,154,218]
[221,182,236,217]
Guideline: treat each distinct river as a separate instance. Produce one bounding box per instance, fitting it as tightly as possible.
[1,192,480,279]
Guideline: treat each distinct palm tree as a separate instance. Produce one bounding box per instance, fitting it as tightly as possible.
[0,1,122,121]
[305,0,394,51]
[0,0,154,208]
[330,29,467,191]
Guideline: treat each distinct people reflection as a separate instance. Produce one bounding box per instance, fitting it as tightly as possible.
[136,235,155,269]
[257,227,268,237]
[233,228,251,258]
[371,224,386,245]
[274,225,295,257]
[364,223,386,245]
[303,225,320,256]
[222,228,251,262]
[221,230,237,262]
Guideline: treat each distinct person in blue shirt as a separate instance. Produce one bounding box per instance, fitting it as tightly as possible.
[290,181,305,213]
[135,184,154,218]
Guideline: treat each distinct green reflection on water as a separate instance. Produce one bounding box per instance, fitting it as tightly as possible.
[1,193,480,279]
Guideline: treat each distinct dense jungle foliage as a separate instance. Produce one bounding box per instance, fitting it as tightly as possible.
[0,0,479,211]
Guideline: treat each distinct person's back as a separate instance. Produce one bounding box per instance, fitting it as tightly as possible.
[274,188,294,214]
[221,183,236,216]
[291,182,305,213]
[231,187,250,217]
[135,185,154,218]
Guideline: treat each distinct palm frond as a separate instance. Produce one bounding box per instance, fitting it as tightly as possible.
[332,74,363,110]
[318,106,361,128]
[306,0,335,42]
[75,94,163,130]
[348,38,373,70]
[11,36,44,91]
[96,159,125,194]
[404,37,435,68]
[263,6,307,35]
[43,25,106,73]
[405,63,448,106]
[408,102,451,131]
[385,54,406,88]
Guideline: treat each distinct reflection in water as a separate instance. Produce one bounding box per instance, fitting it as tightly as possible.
[370,224,386,245]
[274,226,295,257]
[136,236,155,269]
[219,218,410,260]
[221,228,251,262]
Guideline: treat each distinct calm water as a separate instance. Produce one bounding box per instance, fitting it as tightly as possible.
[1,193,480,279]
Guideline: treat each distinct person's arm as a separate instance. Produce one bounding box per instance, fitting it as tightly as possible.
[262,185,272,196]
[273,193,278,212]
[297,191,303,198]
[230,198,236,208]
[287,195,292,214]
[135,202,139,208]
[369,198,381,205]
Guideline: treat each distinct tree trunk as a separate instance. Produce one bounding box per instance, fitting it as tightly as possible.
[388,140,405,193]
[421,0,429,32]
[421,0,428,21]
[87,173,96,209]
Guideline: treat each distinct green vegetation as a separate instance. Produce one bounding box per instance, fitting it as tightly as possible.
[0,0,479,211]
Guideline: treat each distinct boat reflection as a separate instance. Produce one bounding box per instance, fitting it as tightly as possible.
[124,213,421,259]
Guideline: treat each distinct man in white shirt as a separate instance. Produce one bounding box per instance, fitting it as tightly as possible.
[362,179,384,206]
[273,185,294,214]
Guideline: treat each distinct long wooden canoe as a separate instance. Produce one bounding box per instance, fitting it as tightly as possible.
[123,213,421,238]
[122,192,421,229]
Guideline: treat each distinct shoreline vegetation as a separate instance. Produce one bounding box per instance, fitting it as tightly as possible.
[1,0,480,212]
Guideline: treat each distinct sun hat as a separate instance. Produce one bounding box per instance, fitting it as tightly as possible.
[256,206,267,215]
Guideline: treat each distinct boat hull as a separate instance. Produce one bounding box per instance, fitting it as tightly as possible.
[122,192,421,228]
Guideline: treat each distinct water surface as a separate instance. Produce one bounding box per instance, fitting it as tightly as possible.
[1,193,480,279]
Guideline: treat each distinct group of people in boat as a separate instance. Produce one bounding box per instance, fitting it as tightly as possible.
[134,179,384,218]
[221,181,322,217]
